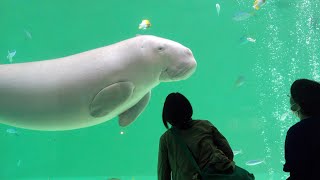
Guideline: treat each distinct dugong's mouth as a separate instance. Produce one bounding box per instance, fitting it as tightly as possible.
[160,63,197,82]
[172,66,195,79]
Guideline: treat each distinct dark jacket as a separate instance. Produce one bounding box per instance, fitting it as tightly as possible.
[283,116,320,179]
[158,120,235,180]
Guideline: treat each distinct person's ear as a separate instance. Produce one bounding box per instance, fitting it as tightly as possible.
[290,103,301,112]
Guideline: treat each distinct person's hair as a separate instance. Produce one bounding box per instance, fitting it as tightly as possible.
[162,92,193,129]
[290,78,320,117]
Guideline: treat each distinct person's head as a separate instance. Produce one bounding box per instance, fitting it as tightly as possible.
[162,92,193,129]
[290,78,320,119]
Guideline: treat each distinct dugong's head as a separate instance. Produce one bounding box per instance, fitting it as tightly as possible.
[138,35,197,82]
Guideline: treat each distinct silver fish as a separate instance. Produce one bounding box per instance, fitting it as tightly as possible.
[245,159,265,166]
[235,76,245,87]
[6,128,19,136]
[233,149,243,155]
[7,50,16,63]
[24,29,32,39]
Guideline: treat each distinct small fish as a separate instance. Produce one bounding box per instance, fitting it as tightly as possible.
[233,12,254,21]
[240,36,249,45]
[253,0,266,10]
[240,36,256,45]
[138,19,151,30]
[235,76,245,87]
[233,149,242,155]
[7,50,16,63]
[6,128,19,136]
[216,4,220,16]
[247,37,256,43]
[245,159,265,166]
[108,178,120,180]
[24,29,32,39]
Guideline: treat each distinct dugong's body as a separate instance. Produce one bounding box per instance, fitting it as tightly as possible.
[0,35,197,131]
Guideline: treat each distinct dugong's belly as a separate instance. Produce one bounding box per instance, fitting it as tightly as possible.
[0,83,89,130]
[0,73,94,130]
[0,77,148,130]
[0,59,151,131]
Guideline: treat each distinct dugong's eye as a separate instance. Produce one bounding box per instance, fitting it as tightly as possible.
[157,46,164,51]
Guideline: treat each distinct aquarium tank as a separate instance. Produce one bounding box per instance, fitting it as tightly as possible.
[1,0,319,179]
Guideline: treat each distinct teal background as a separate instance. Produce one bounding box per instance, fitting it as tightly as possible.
[0,0,319,179]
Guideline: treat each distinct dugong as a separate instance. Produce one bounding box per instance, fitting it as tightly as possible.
[0,35,197,131]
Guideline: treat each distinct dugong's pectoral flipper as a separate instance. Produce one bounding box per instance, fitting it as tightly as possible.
[89,82,134,117]
[118,91,151,127]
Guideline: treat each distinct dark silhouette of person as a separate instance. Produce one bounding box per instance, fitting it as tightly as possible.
[283,78,320,179]
[157,92,235,180]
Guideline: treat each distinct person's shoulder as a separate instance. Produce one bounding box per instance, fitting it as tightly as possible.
[292,117,320,131]
[304,116,320,124]
[286,117,320,138]
[193,119,214,126]
[287,121,304,135]
[160,129,170,141]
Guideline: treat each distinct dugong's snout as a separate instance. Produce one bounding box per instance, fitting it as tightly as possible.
[177,48,197,80]
[171,58,197,81]
[160,48,197,82]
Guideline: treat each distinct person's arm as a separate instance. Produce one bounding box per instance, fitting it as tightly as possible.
[211,124,234,161]
[283,131,292,172]
[283,127,304,173]
[158,135,171,180]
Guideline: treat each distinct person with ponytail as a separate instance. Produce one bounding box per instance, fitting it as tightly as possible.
[283,79,320,179]
[157,92,235,180]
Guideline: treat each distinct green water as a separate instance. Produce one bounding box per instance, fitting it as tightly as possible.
[0,0,319,179]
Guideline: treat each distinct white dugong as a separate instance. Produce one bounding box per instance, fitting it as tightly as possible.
[0,35,197,131]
